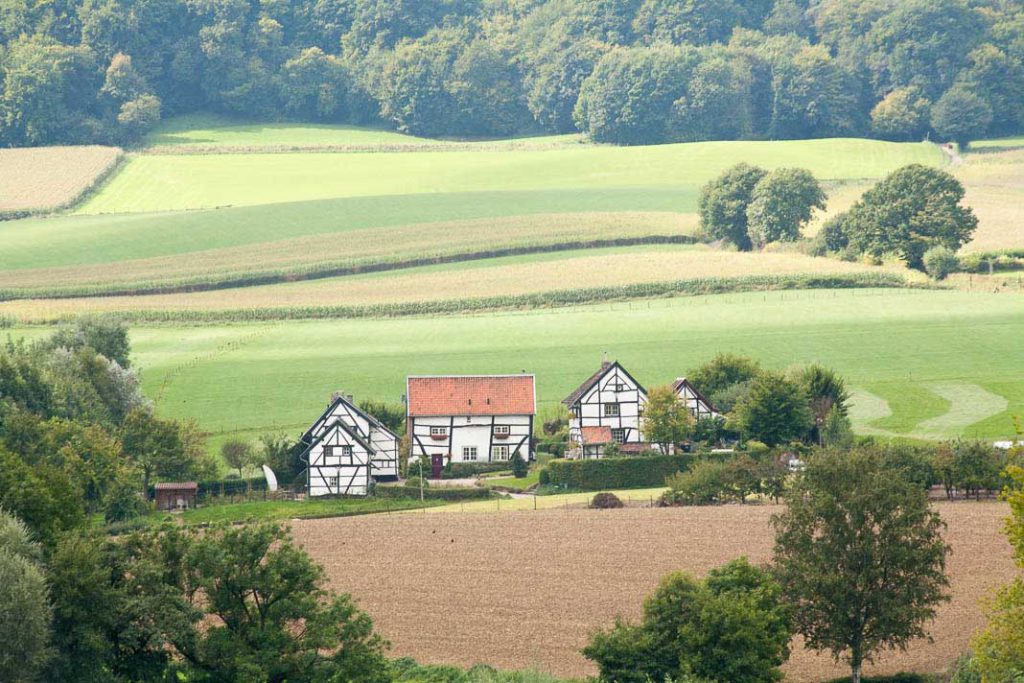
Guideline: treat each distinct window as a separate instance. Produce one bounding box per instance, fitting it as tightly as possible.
[430,426,447,436]
[494,425,510,436]
[462,446,478,461]
[604,403,620,417]
[613,383,626,392]
[326,445,353,465]
[611,429,626,444]
[327,476,339,489]
[492,445,510,461]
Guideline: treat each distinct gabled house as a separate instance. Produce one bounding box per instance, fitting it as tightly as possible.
[671,377,719,420]
[300,393,400,496]
[407,375,535,468]
[563,361,647,452]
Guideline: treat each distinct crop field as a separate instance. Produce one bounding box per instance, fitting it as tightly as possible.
[60,288,1018,446]
[0,145,122,214]
[956,141,1024,252]
[0,245,911,321]
[293,503,1016,681]
[78,137,940,214]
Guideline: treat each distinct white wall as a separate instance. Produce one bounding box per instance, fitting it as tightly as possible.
[410,414,533,463]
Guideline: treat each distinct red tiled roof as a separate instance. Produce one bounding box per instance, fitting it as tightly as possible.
[154,482,198,490]
[581,426,612,444]
[407,375,535,417]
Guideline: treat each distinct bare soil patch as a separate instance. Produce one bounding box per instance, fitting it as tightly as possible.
[293,502,1016,681]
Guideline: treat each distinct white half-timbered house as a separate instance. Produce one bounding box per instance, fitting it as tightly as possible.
[563,361,647,455]
[300,394,400,496]
[407,375,535,467]
[671,378,719,420]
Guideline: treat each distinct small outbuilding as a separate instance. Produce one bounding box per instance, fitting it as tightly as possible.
[153,482,198,511]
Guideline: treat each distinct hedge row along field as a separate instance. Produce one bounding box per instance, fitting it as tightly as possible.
[540,454,696,491]
[0,271,915,324]
[0,146,123,217]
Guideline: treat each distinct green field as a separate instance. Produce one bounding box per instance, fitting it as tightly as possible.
[66,288,1018,448]
[79,138,940,214]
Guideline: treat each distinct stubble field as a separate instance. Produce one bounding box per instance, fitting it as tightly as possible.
[293,503,1016,682]
[0,145,122,213]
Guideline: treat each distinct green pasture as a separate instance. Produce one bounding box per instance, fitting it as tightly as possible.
[77,288,1022,447]
[79,138,940,214]
[144,112,582,150]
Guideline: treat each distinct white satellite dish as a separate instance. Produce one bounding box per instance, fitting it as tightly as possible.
[261,464,279,492]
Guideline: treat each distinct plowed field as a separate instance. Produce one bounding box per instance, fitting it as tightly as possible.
[294,502,1016,681]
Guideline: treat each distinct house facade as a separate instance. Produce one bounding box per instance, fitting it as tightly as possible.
[301,394,400,496]
[563,361,647,453]
[671,377,719,420]
[407,375,535,467]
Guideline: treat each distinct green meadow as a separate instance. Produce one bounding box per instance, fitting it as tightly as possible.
[90,288,1024,447]
[79,138,940,214]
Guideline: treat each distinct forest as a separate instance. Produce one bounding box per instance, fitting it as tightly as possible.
[0,0,1022,147]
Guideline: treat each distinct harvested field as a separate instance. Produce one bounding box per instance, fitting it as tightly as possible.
[0,145,122,214]
[293,503,1016,681]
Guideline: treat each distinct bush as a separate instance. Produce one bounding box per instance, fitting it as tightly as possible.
[590,492,624,509]
[539,454,694,491]
[948,655,981,683]
[511,452,528,478]
[661,461,730,505]
[923,246,959,280]
[404,476,428,490]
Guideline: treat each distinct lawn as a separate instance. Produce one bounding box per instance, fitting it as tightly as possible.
[78,138,940,214]
[171,495,442,525]
[0,244,911,321]
[42,288,1011,447]
[483,470,542,491]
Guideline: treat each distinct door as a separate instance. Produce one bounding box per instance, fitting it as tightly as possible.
[431,454,444,479]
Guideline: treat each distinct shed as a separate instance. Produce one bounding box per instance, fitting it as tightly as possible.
[154,482,198,511]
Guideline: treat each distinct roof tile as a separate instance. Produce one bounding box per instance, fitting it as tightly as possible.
[407,375,535,417]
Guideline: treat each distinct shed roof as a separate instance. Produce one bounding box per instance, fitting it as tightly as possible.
[580,426,613,445]
[154,482,198,490]
[407,375,535,417]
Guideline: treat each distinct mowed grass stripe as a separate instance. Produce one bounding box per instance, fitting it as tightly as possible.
[0,246,908,321]
[79,138,941,214]
[87,289,1024,441]
[0,212,696,293]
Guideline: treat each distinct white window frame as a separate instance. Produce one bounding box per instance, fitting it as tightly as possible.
[611,428,626,444]
[604,403,620,417]
[492,445,510,461]
[430,426,448,436]
[326,445,353,465]
[462,446,478,461]
[614,382,626,392]
[327,475,339,489]
[493,425,510,436]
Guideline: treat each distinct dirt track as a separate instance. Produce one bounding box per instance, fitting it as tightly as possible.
[293,502,1016,681]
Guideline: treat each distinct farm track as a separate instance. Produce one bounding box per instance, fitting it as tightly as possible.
[294,503,1016,681]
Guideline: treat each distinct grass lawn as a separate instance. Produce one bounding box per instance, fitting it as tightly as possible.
[28,287,1008,448]
[171,495,442,525]
[79,138,940,214]
[484,470,541,490]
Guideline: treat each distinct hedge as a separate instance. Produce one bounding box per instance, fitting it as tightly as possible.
[376,485,492,501]
[539,454,695,491]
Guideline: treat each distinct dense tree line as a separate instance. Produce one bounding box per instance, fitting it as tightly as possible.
[1,0,1022,146]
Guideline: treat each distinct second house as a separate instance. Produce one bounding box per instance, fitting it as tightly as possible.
[407,374,536,471]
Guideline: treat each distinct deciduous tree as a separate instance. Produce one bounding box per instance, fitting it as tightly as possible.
[641,384,692,454]
[746,168,826,248]
[697,163,766,250]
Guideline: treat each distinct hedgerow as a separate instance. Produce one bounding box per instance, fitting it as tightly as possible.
[539,454,694,491]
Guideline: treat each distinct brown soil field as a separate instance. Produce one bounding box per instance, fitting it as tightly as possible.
[0,145,122,212]
[293,502,1017,681]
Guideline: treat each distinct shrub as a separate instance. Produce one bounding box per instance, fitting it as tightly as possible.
[404,476,428,490]
[511,452,528,478]
[540,454,694,491]
[923,246,959,280]
[590,492,624,509]
[662,461,730,505]
[948,655,981,683]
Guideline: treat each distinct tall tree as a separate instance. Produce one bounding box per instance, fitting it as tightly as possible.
[697,163,767,250]
[842,164,978,269]
[731,371,812,446]
[641,385,692,454]
[745,167,826,248]
[772,448,950,683]
[0,510,50,683]
[930,85,994,148]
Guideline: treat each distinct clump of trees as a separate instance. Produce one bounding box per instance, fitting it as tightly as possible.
[698,164,825,251]
[584,558,793,683]
[822,165,978,271]
[1,0,1022,147]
